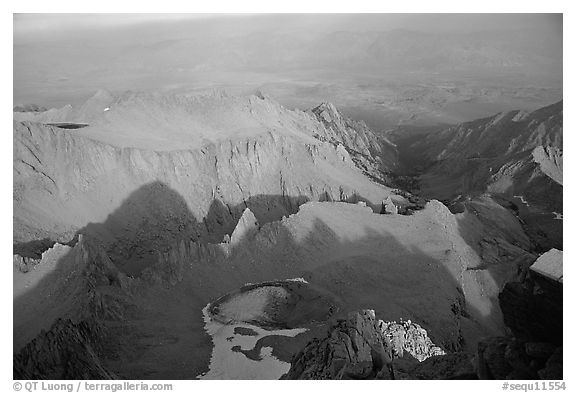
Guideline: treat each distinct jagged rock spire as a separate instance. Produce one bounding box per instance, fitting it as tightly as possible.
[230,208,259,245]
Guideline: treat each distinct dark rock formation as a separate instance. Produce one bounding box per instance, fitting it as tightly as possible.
[499,255,562,345]
[282,310,391,379]
[282,310,451,380]
[538,348,563,380]
[486,250,564,380]
[475,336,563,380]
[476,337,538,379]
[381,196,398,215]
[409,352,476,379]
[14,318,117,379]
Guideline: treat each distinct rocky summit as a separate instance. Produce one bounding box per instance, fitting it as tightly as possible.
[282,310,470,380]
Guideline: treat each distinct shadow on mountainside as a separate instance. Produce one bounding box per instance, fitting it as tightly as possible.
[73,181,311,277]
[14,181,502,379]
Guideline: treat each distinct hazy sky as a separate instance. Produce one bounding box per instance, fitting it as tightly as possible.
[13,13,562,112]
[14,14,227,36]
[14,13,562,39]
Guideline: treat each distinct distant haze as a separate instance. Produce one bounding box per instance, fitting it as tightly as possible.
[14,14,562,37]
[13,13,562,127]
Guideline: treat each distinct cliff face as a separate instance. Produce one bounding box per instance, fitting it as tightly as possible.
[309,102,398,183]
[309,102,398,167]
[14,93,400,275]
[282,310,469,380]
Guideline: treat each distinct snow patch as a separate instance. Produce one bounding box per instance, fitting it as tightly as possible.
[198,303,307,379]
[285,277,309,284]
[513,195,530,207]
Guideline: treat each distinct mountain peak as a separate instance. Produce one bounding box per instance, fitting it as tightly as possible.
[311,102,342,124]
[230,208,259,245]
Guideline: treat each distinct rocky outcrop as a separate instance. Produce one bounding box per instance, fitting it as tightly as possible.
[282,310,448,380]
[14,234,131,351]
[381,196,398,214]
[476,337,535,379]
[486,249,563,380]
[309,102,396,162]
[530,248,563,283]
[408,352,476,379]
[499,251,562,345]
[13,232,138,379]
[381,319,445,361]
[476,336,562,380]
[531,145,563,186]
[229,208,259,245]
[13,254,40,273]
[308,102,398,182]
[284,307,562,380]
[282,310,391,379]
[14,318,117,379]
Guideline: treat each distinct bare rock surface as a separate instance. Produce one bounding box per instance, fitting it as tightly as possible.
[230,208,259,245]
[14,318,117,380]
[530,248,563,283]
[283,310,452,379]
[308,102,398,175]
[381,319,445,361]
